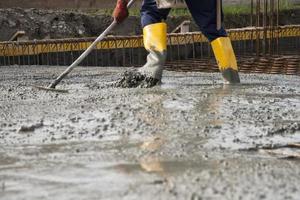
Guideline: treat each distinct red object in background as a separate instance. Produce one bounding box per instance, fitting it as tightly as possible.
[113,0,129,23]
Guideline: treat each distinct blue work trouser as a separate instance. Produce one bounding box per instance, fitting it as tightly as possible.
[141,0,227,41]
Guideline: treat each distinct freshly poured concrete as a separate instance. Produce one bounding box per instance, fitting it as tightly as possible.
[0,66,300,200]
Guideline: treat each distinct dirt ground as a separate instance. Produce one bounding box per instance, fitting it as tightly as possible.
[0,8,299,41]
[0,65,300,199]
[4,0,295,9]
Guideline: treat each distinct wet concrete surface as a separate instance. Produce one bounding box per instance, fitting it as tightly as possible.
[0,65,300,200]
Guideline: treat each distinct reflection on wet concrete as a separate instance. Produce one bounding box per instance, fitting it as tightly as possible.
[140,137,165,152]
[140,157,164,173]
[139,137,166,177]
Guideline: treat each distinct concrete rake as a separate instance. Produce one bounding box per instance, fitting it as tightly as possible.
[34,0,136,93]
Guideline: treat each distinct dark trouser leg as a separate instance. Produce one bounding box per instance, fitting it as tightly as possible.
[184,0,226,41]
[141,0,171,28]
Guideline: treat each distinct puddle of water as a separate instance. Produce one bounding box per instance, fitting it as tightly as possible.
[163,99,195,111]
[0,155,18,166]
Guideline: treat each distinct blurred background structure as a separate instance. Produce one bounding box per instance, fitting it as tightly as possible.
[0,0,299,75]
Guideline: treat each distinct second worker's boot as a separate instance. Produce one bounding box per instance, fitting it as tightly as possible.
[211,37,241,84]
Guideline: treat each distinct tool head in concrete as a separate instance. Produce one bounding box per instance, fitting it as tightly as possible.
[32,85,69,93]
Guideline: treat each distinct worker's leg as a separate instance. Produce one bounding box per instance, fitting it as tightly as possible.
[185,0,240,83]
[138,0,170,81]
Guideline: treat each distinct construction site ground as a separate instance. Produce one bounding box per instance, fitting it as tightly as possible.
[1,66,300,200]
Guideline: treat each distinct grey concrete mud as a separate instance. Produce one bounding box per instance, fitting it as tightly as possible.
[114,69,160,88]
[1,66,300,200]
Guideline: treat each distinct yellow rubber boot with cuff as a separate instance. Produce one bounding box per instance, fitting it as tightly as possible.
[138,22,167,82]
[211,37,241,84]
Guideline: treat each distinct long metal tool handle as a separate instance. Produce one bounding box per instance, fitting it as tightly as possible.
[216,0,222,30]
[48,0,136,89]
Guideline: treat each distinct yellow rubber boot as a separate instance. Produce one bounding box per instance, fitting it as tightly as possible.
[139,22,167,81]
[211,37,241,84]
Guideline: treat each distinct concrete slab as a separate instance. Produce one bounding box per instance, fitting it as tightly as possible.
[0,66,300,200]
